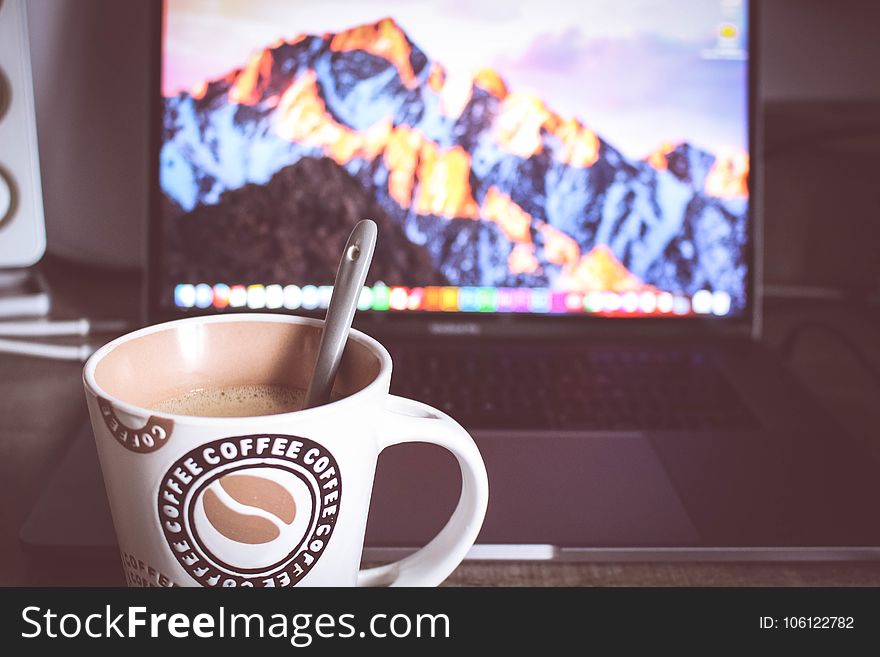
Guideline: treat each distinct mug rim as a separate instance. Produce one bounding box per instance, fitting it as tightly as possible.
[82,313,393,427]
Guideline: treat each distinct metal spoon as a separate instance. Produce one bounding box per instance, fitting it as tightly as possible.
[304,220,377,409]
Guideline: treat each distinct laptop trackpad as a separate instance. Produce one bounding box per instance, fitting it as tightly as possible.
[366,434,700,548]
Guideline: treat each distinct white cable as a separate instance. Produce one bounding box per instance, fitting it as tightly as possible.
[0,318,130,337]
[0,338,94,362]
[0,319,89,336]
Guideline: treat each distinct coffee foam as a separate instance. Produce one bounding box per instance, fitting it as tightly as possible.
[153,384,307,418]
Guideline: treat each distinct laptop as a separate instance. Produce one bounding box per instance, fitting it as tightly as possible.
[21,0,880,563]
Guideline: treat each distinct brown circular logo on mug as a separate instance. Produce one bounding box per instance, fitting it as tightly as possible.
[157,434,341,587]
[98,396,173,453]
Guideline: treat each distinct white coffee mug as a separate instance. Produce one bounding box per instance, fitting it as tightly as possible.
[82,314,489,587]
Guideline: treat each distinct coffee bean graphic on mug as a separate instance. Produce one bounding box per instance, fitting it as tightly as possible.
[202,473,297,544]
[158,434,341,587]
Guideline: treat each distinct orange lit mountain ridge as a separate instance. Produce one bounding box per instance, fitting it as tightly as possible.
[164,17,749,306]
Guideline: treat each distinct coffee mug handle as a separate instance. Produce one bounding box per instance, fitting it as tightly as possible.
[357,395,489,587]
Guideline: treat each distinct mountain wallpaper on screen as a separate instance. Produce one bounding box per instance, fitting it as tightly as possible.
[161,18,749,309]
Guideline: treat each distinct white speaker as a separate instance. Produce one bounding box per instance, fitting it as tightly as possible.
[0,0,46,268]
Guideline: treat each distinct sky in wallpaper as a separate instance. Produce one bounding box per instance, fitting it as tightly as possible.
[163,0,748,159]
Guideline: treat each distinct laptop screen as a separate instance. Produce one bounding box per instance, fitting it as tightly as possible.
[156,0,750,320]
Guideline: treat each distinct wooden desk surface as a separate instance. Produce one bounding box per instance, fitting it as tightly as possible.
[2,257,880,586]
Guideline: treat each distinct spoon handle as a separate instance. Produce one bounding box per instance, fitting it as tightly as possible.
[304,220,377,409]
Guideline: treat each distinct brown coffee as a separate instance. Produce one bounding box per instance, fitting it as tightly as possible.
[154,384,306,417]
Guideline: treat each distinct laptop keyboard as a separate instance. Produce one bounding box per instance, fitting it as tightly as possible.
[388,345,759,431]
